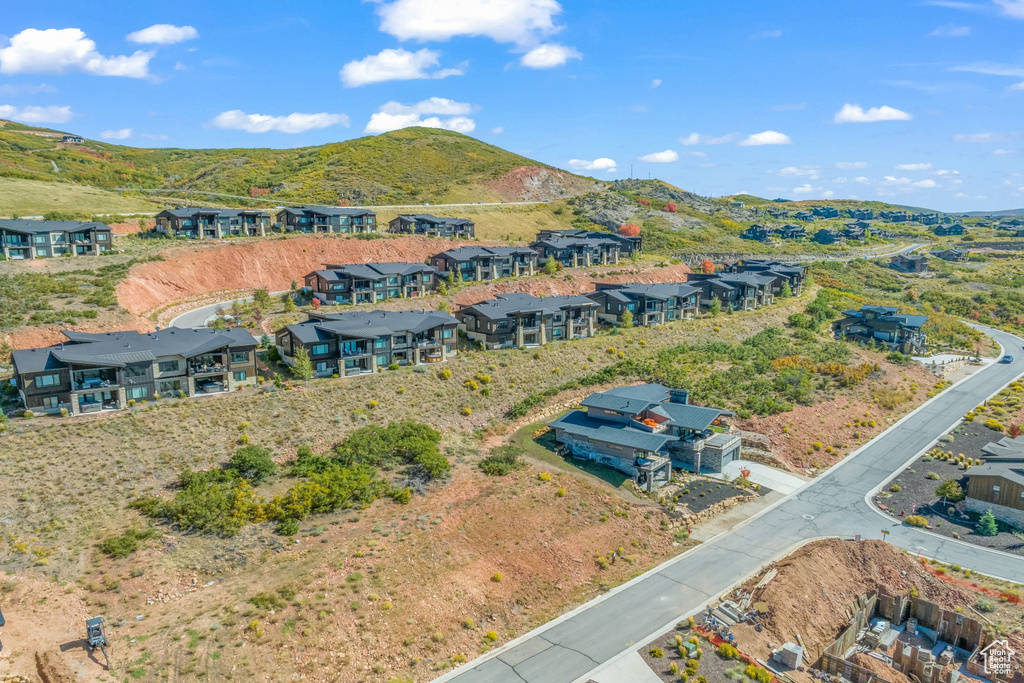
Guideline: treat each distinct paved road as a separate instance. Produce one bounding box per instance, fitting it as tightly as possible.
[169,291,287,330]
[436,327,1024,683]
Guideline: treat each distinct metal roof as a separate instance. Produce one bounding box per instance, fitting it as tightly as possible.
[434,246,537,260]
[460,292,596,320]
[0,219,110,234]
[548,410,673,452]
[394,214,473,226]
[282,309,457,344]
[313,262,436,281]
[278,206,376,217]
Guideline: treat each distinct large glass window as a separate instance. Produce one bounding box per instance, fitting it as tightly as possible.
[374,338,386,349]
[158,360,179,373]
[42,396,59,409]
[231,351,249,364]
[233,370,246,382]
[37,373,61,387]
[312,343,329,355]
[127,386,147,400]
[33,234,49,244]
[376,355,388,367]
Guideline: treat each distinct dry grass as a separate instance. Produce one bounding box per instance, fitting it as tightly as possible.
[0,177,163,217]
[373,200,582,243]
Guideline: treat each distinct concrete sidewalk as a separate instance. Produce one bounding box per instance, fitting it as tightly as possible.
[588,651,662,683]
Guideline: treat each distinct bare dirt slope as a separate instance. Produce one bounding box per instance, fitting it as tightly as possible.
[486,165,602,201]
[116,235,481,315]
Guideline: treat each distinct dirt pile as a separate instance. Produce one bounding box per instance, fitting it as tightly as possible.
[486,165,600,201]
[729,540,985,663]
[34,653,76,683]
[4,317,156,351]
[452,263,693,305]
[107,218,154,236]
[116,235,481,315]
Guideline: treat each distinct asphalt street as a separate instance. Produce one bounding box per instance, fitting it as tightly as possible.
[435,326,1024,683]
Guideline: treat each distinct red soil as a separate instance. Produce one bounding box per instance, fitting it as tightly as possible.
[115,235,481,315]
[4,318,156,351]
[108,218,155,236]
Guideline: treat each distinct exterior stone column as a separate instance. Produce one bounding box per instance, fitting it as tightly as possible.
[572,253,579,268]
[260,224,266,237]
[602,251,608,265]
[215,224,223,239]
[199,227,206,240]
[414,348,421,365]
[70,395,80,416]
[328,224,334,234]
[370,353,378,373]
[539,324,547,345]
[516,325,524,347]
[588,317,594,337]
[475,263,482,281]
[116,387,127,408]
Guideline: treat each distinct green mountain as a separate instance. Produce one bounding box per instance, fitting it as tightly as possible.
[0,120,562,206]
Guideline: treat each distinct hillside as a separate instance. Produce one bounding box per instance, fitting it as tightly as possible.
[0,120,597,207]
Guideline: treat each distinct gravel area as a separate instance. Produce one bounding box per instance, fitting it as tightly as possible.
[875,422,1024,555]
[671,477,754,513]
[639,627,757,683]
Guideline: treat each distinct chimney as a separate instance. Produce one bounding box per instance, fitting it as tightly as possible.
[669,389,689,405]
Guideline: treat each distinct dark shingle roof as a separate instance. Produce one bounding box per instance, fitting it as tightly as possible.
[395,214,473,226]
[434,246,537,260]
[12,327,255,373]
[591,282,700,301]
[460,292,596,320]
[0,219,109,234]
[278,206,375,218]
[314,262,436,281]
[548,410,673,452]
[283,310,457,344]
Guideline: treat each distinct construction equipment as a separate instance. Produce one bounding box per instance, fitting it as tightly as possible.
[86,616,110,667]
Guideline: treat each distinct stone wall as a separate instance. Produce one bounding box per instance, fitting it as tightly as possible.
[966,497,1024,529]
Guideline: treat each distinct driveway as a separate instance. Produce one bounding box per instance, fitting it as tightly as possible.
[718,460,807,495]
[434,326,1024,683]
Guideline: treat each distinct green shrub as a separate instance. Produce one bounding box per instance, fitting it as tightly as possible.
[974,598,995,613]
[229,445,277,484]
[935,478,965,502]
[479,446,526,476]
[99,527,159,559]
[905,515,928,527]
[977,509,998,536]
[649,648,664,658]
[276,518,299,536]
[746,665,771,683]
[717,643,739,660]
[889,484,901,492]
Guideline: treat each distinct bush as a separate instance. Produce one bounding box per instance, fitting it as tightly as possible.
[22,410,33,419]
[485,630,498,642]
[935,478,965,502]
[461,406,472,416]
[977,509,998,536]
[479,446,526,476]
[491,572,502,582]
[99,527,159,558]
[717,643,739,659]
[649,648,665,658]
[905,515,928,527]
[746,665,772,683]
[974,598,995,612]
[556,487,566,497]
[276,518,299,536]
[440,368,452,380]
[889,484,902,492]
[334,421,448,479]
[229,445,277,484]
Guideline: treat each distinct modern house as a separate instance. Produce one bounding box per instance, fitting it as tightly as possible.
[11,328,257,415]
[847,208,874,220]
[686,272,776,311]
[0,219,113,259]
[275,310,458,377]
[61,134,84,143]
[548,383,740,490]
[536,228,642,255]
[304,262,437,305]
[932,248,969,263]
[387,214,474,239]
[794,211,816,222]
[880,210,911,223]
[276,206,377,234]
[778,224,806,240]
[832,305,927,354]
[842,225,867,241]
[934,224,966,236]
[155,208,272,238]
[889,253,929,273]
[586,282,701,326]
[740,224,774,242]
[812,206,839,218]
[529,236,622,267]
[914,213,940,226]
[965,435,1024,527]
[812,228,846,245]
[457,292,598,349]
[430,246,538,282]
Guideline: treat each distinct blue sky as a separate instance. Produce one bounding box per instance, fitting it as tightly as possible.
[1,0,1023,211]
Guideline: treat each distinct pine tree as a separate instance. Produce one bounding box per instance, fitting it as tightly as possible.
[977,509,998,536]
[253,288,271,310]
[282,291,296,312]
[708,298,721,317]
[780,281,793,299]
[621,308,634,328]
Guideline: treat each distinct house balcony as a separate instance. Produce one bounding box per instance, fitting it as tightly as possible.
[518,325,541,333]
[195,378,228,394]
[78,398,120,413]
[630,416,668,433]
[189,363,227,376]
[415,339,441,348]
[342,349,370,358]
[73,378,118,391]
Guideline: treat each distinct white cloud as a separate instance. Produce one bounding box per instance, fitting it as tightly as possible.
[682,150,707,158]
[651,78,662,88]
[0,82,56,96]
[0,104,73,124]
[364,98,476,134]
[854,176,870,183]
[141,133,169,140]
[376,0,564,45]
[895,163,932,171]
[340,48,462,87]
[209,110,350,134]
[834,104,912,123]
[567,157,617,173]
[954,131,1018,142]
[490,126,504,134]
[637,149,679,163]
[993,148,1020,156]
[791,184,815,195]
[752,29,783,39]
[126,24,199,45]
[952,61,1024,76]
[1010,81,1024,90]
[995,0,1024,19]
[740,130,792,146]
[100,128,131,140]
[679,132,738,146]
[931,23,971,36]
[0,28,153,78]
[778,165,821,179]
[835,161,868,169]
[913,179,938,188]
[520,43,581,68]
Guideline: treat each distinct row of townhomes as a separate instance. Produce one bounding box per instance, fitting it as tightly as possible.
[304,262,437,305]
[387,214,475,238]
[275,310,458,377]
[153,206,481,239]
[549,383,741,490]
[458,293,599,349]
[11,328,257,415]
[0,219,113,259]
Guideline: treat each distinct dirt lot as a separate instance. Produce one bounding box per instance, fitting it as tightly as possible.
[737,362,944,474]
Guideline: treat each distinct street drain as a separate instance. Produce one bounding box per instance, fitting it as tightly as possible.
[802,515,815,520]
